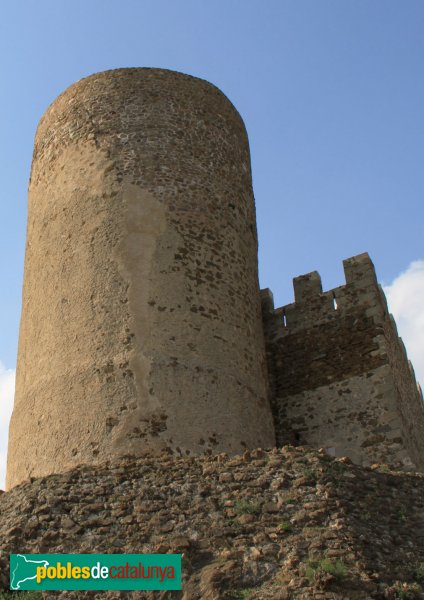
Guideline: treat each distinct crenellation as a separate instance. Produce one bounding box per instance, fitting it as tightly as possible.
[260,287,275,314]
[293,271,322,301]
[343,252,379,287]
[265,255,388,337]
[262,251,424,470]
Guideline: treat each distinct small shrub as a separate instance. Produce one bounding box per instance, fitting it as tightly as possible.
[278,520,292,533]
[321,558,348,581]
[0,593,42,599]
[303,525,326,537]
[234,500,260,515]
[227,518,242,530]
[387,581,423,599]
[226,589,254,599]
[414,562,424,583]
[305,557,348,583]
[396,508,407,523]
[303,467,316,481]
[238,590,253,600]
[305,563,317,582]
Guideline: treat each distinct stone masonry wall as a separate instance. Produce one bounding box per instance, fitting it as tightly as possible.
[262,252,424,471]
[7,68,275,489]
[383,310,424,469]
[2,450,424,599]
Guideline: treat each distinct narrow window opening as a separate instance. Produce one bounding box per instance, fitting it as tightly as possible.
[332,292,338,310]
[283,308,287,327]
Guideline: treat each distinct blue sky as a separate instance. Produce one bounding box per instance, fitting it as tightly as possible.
[0,1,423,487]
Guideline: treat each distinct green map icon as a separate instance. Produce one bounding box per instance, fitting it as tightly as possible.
[10,554,50,590]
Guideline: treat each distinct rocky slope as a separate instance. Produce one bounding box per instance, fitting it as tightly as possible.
[1,447,424,599]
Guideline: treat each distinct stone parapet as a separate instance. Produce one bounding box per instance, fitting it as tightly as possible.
[262,253,424,470]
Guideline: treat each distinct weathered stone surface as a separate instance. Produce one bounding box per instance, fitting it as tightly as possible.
[7,68,275,489]
[1,448,424,598]
[4,67,424,599]
[262,253,424,471]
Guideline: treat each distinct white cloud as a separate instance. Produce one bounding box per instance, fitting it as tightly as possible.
[0,362,15,491]
[384,260,424,390]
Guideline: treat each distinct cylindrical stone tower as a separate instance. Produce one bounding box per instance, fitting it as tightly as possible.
[7,68,275,489]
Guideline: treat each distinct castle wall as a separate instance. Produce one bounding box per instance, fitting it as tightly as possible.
[383,314,424,468]
[7,68,275,489]
[3,448,424,598]
[262,253,424,470]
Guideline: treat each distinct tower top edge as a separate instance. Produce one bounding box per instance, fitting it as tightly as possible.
[36,67,242,134]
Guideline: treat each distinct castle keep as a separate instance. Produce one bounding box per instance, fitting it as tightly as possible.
[6,68,424,489]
